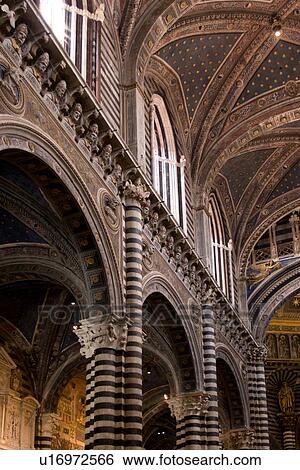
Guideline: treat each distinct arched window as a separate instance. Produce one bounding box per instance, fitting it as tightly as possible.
[209,197,235,305]
[150,94,186,231]
[39,1,104,89]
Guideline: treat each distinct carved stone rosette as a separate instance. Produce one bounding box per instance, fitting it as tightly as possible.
[74,315,130,358]
[221,428,255,450]
[167,392,210,421]
[98,189,120,232]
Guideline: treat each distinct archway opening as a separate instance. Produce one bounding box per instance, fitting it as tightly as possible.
[216,358,246,449]
[0,147,111,449]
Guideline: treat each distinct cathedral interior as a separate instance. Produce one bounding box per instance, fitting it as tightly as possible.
[0,0,300,451]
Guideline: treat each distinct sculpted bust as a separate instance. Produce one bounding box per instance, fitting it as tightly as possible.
[3,23,28,63]
[64,102,83,129]
[45,79,67,110]
[26,51,50,84]
[81,122,99,153]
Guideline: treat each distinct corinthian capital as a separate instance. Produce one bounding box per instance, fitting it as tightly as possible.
[73,315,130,358]
[167,391,210,421]
[247,344,268,361]
[124,177,150,205]
[221,428,255,450]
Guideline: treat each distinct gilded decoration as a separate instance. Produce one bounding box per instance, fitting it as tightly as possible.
[247,259,282,285]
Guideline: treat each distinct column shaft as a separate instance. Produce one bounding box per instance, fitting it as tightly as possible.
[202,304,219,449]
[247,348,269,449]
[124,193,144,449]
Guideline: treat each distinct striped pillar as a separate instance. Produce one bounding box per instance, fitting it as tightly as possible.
[167,392,210,449]
[283,430,296,449]
[281,415,297,450]
[247,346,269,449]
[35,412,58,449]
[202,302,219,449]
[74,315,130,449]
[74,178,147,450]
[255,348,269,449]
[123,178,148,449]
[85,357,95,448]
[247,352,258,444]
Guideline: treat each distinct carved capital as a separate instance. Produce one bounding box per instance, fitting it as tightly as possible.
[74,315,130,358]
[280,413,298,431]
[221,428,255,450]
[167,392,210,421]
[201,281,218,306]
[124,177,150,206]
[247,344,268,361]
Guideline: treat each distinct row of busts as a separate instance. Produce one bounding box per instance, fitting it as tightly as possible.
[0,22,125,182]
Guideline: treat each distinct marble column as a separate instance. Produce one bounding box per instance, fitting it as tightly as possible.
[74,177,149,450]
[247,346,269,449]
[167,392,210,449]
[202,298,219,449]
[281,414,297,450]
[36,412,59,450]
[74,315,131,449]
[123,178,149,449]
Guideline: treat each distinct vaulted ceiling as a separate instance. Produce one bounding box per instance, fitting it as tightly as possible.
[119,0,300,267]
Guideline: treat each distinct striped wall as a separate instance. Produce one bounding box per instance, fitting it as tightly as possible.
[100,6,121,131]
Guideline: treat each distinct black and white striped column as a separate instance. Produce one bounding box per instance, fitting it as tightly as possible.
[74,316,130,449]
[247,351,258,444]
[255,348,269,449]
[281,415,297,450]
[202,301,220,449]
[247,346,269,449]
[167,392,210,449]
[35,412,57,449]
[123,178,148,449]
[74,179,148,449]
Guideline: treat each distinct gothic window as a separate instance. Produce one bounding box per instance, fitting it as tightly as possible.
[39,0,102,90]
[150,94,187,231]
[209,196,235,305]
